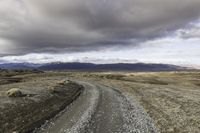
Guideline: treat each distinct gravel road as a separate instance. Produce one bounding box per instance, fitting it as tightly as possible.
[35,81,157,133]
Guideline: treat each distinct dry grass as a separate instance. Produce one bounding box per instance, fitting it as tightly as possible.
[1,70,200,133]
[68,71,200,133]
[6,88,23,97]
[0,72,83,133]
[57,79,73,85]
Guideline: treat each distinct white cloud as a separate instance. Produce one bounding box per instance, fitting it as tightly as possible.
[0,35,200,66]
[0,0,200,66]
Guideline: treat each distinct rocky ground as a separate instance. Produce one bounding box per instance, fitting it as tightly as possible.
[0,71,200,133]
[69,71,200,133]
[0,71,83,133]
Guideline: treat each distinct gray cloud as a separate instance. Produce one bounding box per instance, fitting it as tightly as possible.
[1,0,200,55]
[177,24,200,39]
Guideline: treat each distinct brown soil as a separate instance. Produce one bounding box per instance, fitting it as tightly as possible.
[0,72,83,133]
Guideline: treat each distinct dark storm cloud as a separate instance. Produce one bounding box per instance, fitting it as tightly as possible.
[1,0,200,55]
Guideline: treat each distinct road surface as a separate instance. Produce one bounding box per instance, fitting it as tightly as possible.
[35,81,157,133]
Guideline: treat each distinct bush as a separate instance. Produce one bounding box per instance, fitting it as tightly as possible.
[48,86,60,93]
[50,80,76,93]
[57,80,73,85]
[7,88,23,97]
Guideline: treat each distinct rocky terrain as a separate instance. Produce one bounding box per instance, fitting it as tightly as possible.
[69,71,200,133]
[0,70,200,133]
[0,71,83,133]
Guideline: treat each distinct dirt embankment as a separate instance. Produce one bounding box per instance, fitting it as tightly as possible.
[0,75,83,133]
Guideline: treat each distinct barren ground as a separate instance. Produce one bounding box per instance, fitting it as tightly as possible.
[0,71,83,133]
[0,70,200,133]
[69,71,200,133]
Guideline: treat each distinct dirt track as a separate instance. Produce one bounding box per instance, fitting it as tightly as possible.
[36,81,157,133]
[1,71,200,133]
[78,72,200,133]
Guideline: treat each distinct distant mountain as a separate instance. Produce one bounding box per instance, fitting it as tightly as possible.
[0,63,42,70]
[0,62,188,71]
[38,62,186,71]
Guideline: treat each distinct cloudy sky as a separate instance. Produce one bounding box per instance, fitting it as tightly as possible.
[0,0,200,66]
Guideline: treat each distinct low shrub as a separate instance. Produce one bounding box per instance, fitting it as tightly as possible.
[57,80,73,85]
[7,88,23,97]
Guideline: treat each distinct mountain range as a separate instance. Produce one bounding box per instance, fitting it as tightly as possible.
[0,62,188,71]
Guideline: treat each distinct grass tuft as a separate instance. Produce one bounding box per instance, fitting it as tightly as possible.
[7,88,23,97]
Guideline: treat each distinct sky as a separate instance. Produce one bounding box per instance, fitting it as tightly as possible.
[0,0,200,66]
